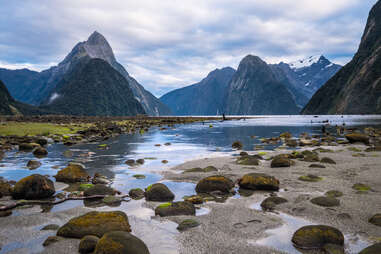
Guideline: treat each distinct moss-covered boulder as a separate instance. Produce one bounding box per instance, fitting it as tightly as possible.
[359,243,381,254]
[0,180,12,197]
[57,211,131,238]
[54,163,89,183]
[145,183,175,201]
[155,201,195,217]
[271,155,291,168]
[177,219,200,231]
[232,141,243,150]
[238,173,279,191]
[129,188,145,200]
[369,214,381,227]
[79,235,99,253]
[94,231,150,254]
[12,174,55,200]
[291,225,344,249]
[84,185,115,197]
[18,143,35,152]
[27,160,41,170]
[345,133,369,145]
[352,183,372,193]
[237,156,260,166]
[320,157,336,164]
[33,147,48,158]
[195,175,234,194]
[260,196,287,210]
[310,196,340,207]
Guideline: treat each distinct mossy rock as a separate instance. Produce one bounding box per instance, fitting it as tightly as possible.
[43,236,60,246]
[232,141,243,150]
[280,132,292,139]
[203,166,218,172]
[12,174,55,200]
[132,174,146,179]
[41,224,60,231]
[271,155,291,168]
[155,201,195,217]
[298,175,323,182]
[303,153,320,162]
[240,151,249,156]
[291,225,344,249]
[359,243,381,254]
[177,219,200,231]
[365,146,381,152]
[347,147,362,152]
[368,214,381,227]
[33,147,48,158]
[125,159,136,166]
[325,190,343,198]
[79,235,99,254]
[0,180,12,196]
[136,159,145,164]
[345,133,369,145]
[320,157,336,164]
[260,196,287,211]
[289,151,304,159]
[184,195,203,204]
[239,173,280,191]
[102,196,122,207]
[27,160,42,170]
[18,143,35,152]
[286,139,298,147]
[195,175,234,194]
[79,184,94,191]
[322,243,345,254]
[57,211,131,238]
[314,148,334,153]
[237,156,260,166]
[145,183,175,201]
[94,231,149,254]
[129,188,145,200]
[183,166,218,173]
[310,196,340,207]
[309,164,326,168]
[84,185,115,197]
[54,163,89,183]
[352,183,372,193]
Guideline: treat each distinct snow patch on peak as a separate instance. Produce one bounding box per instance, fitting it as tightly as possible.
[289,55,322,70]
[48,93,60,104]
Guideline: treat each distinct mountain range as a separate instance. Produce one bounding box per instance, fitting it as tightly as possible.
[160,55,341,115]
[302,0,381,114]
[0,32,170,116]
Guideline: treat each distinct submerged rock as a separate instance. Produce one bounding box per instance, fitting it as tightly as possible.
[177,219,200,231]
[291,225,344,249]
[27,160,41,170]
[79,235,99,253]
[94,231,150,254]
[145,183,175,201]
[310,196,340,207]
[155,201,196,217]
[84,185,115,197]
[12,174,55,200]
[195,175,234,194]
[238,173,279,191]
[54,163,89,183]
[18,143,35,152]
[57,211,131,238]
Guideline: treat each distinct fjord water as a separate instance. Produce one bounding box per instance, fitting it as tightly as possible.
[1,115,381,254]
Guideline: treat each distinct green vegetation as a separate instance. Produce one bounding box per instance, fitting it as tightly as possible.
[157,202,172,208]
[0,122,88,136]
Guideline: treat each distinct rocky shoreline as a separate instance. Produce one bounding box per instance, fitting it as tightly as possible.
[0,122,380,253]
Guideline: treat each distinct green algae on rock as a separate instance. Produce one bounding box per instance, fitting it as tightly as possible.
[195,175,234,194]
[292,225,344,249]
[310,196,340,207]
[155,201,196,217]
[12,174,55,200]
[177,219,200,231]
[54,163,89,183]
[94,231,150,254]
[145,183,175,201]
[238,173,279,191]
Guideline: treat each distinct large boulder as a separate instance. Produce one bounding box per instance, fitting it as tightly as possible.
[145,183,175,201]
[155,201,195,217]
[345,133,369,145]
[54,163,89,183]
[238,173,279,191]
[369,214,381,227]
[359,243,381,254]
[94,231,150,254]
[57,211,131,238]
[292,225,344,249]
[195,175,234,194]
[12,174,55,200]
[260,196,287,211]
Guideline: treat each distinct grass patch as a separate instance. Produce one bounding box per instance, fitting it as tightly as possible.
[0,122,88,136]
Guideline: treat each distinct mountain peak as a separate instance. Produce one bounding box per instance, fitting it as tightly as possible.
[87,31,108,45]
[289,55,323,69]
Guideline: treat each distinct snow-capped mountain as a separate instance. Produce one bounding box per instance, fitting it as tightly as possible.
[289,55,322,70]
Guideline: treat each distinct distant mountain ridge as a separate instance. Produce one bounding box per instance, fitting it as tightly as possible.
[0,31,171,116]
[160,67,235,115]
[302,0,381,114]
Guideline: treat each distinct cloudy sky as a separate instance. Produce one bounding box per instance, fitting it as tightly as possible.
[0,0,377,97]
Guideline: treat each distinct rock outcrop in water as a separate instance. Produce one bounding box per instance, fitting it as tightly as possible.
[302,1,381,114]
[224,55,300,115]
[160,67,235,115]
[0,31,170,116]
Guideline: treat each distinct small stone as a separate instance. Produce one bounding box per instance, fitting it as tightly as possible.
[298,174,323,182]
[102,196,122,207]
[320,157,336,164]
[260,197,287,211]
[311,196,340,207]
[0,210,12,217]
[33,147,48,158]
[27,160,41,170]
[177,219,200,231]
[369,214,381,227]
[43,236,60,247]
[271,155,291,168]
[195,175,234,194]
[309,164,326,168]
[129,188,145,200]
[41,224,60,231]
[136,159,145,164]
[232,141,243,150]
[325,190,343,198]
[132,174,146,179]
